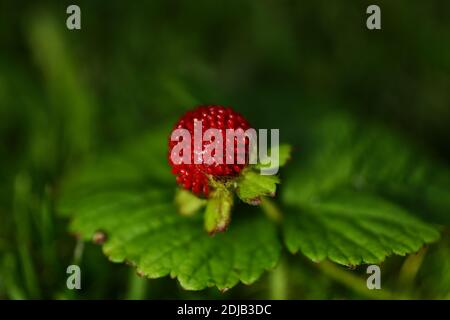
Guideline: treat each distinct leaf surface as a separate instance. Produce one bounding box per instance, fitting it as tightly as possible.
[58,128,281,290]
[283,192,439,266]
[281,114,444,265]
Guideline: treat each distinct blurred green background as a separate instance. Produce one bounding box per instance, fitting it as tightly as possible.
[0,0,449,299]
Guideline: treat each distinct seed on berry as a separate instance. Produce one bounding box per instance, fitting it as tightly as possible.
[168,105,252,197]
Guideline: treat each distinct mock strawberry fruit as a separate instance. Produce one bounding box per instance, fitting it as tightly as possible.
[168,105,251,197]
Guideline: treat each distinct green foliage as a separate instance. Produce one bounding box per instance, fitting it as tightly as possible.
[418,233,450,299]
[283,114,450,225]
[58,114,444,288]
[1,0,450,300]
[284,192,439,266]
[237,169,280,204]
[281,113,443,266]
[236,144,291,204]
[58,129,282,290]
[72,192,280,291]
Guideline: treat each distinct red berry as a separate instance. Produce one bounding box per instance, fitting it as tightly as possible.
[168,105,252,197]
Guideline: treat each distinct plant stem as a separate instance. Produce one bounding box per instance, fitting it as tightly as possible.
[39,186,59,274]
[1,254,27,300]
[269,258,288,300]
[72,237,85,266]
[13,173,41,299]
[397,247,427,290]
[316,261,403,300]
[126,270,147,300]
[260,197,283,223]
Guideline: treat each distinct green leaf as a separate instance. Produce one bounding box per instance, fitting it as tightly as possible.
[71,195,280,290]
[283,191,440,266]
[58,128,281,290]
[70,193,280,290]
[280,113,443,266]
[255,144,292,169]
[236,144,290,205]
[236,169,280,205]
[283,113,450,225]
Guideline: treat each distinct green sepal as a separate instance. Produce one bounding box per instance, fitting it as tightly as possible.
[236,169,280,205]
[204,187,234,235]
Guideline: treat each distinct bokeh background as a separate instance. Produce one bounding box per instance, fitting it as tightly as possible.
[0,0,449,299]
